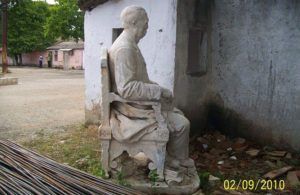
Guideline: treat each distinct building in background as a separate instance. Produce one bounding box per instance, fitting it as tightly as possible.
[1,41,84,69]
[47,41,84,70]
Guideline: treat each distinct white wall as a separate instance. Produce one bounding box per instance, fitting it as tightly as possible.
[84,0,177,124]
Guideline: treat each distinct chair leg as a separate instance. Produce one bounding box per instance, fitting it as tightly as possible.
[101,139,110,178]
[156,143,166,181]
[147,142,167,181]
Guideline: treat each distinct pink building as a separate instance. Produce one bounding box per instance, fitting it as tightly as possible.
[0,41,84,70]
[22,51,48,66]
[0,48,48,66]
[47,41,84,70]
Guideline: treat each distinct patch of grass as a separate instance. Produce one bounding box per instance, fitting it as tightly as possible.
[22,124,105,178]
[116,171,130,187]
[213,171,225,182]
[198,171,210,190]
[148,169,159,186]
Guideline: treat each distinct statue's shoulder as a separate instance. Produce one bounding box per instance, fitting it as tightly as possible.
[109,42,136,56]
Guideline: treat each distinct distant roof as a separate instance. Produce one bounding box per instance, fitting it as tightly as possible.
[47,41,84,50]
[77,0,108,11]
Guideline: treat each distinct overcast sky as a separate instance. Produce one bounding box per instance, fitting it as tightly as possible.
[33,0,56,4]
[46,0,56,4]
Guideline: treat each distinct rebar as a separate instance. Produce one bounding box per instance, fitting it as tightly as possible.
[0,139,144,195]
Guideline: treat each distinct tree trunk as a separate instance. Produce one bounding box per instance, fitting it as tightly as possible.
[2,0,8,73]
[19,54,23,65]
[14,55,19,65]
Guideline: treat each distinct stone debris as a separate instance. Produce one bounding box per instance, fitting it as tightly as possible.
[191,130,300,193]
[287,171,300,187]
[227,147,233,151]
[286,153,292,159]
[263,166,294,179]
[208,174,221,186]
[245,148,260,157]
[265,155,281,161]
[208,175,220,182]
[267,150,287,157]
[197,137,208,144]
[233,138,246,148]
[229,156,237,160]
[264,160,277,168]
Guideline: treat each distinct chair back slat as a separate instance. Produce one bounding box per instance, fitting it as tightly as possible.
[100,48,111,127]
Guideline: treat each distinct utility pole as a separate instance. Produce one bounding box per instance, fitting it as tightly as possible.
[2,0,8,74]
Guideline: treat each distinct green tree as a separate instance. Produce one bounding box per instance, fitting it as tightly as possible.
[45,0,84,41]
[8,0,54,65]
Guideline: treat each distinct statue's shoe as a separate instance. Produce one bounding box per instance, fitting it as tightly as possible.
[165,155,181,169]
[179,158,195,168]
[166,156,195,169]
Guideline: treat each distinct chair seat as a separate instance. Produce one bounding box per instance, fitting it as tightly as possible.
[141,128,169,142]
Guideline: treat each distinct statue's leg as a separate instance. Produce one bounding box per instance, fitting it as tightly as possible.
[166,112,190,161]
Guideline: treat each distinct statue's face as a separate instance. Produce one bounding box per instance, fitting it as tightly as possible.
[136,14,149,40]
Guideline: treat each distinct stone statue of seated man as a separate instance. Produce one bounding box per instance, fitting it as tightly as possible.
[107,5,200,193]
[109,5,195,171]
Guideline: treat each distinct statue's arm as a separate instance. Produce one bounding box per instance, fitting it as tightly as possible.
[114,48,161,101]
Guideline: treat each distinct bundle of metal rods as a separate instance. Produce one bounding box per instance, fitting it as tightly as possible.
[0,139,144,195]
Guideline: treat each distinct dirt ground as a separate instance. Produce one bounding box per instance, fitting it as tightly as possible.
[0,67,84,142]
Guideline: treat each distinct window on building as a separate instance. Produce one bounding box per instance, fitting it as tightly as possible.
[54,50,58,61]
[187,0,210,77]
[69,50,74,56]
[187,28,208,76]
[112,28,124,43]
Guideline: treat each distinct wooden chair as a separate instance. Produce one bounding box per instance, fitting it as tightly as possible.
[99,48,169,180]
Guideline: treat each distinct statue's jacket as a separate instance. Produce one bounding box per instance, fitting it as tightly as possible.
[108,32,162,143]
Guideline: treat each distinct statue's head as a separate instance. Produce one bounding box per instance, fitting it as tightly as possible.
[121,6,148,41]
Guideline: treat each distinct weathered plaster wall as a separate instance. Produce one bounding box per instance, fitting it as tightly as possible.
[208,0,300,150]
[174,0,213,130]
[84,0,177,124]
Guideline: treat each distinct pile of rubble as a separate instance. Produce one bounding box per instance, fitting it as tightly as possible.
[190,131,300,194]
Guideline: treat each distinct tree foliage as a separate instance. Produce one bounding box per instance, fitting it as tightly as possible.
[45,0,84,41]
[8,0,54,61]
[5,0,83,65]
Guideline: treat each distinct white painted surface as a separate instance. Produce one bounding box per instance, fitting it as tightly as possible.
[84,0,177,120]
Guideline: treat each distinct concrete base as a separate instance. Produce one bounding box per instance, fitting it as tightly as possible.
[126,167,200,195]
[108,153,200,194]
[0,77,18,86]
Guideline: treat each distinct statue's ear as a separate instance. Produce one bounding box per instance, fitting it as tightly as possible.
[131,20,137,26]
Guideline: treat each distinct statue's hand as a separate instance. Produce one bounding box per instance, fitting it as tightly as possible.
[161,87,174,111]
[161,87,173,99]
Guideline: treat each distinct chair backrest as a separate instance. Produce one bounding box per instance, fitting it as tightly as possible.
[99,47,112,139]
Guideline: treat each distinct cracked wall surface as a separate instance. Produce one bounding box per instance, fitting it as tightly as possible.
[207,0,300,150]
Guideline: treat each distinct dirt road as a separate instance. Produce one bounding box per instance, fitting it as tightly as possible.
[0,67,85,142]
